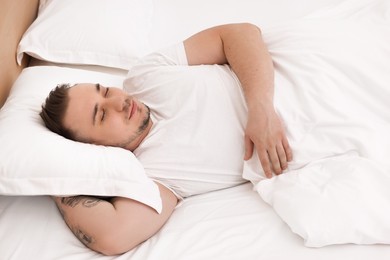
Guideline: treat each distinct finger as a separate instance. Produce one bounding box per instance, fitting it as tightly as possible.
[258,150,272,178]
[276,143,288,170]
[244,136,254,160]
[268,147,282,175]
[282,136,293,162]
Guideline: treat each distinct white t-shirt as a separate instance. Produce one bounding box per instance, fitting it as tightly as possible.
[124,43,248,198]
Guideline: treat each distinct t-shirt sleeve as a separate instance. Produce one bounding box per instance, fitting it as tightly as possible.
[124,42,188,91]
[133,42,187,68]
[154,42,188,66]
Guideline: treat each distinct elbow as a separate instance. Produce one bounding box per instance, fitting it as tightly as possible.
[97,243,131,256]
[221,22,261,35]
[93,234,142,256]
[239,22,262,34]
[222,23,262,40]
[85,226,145,256]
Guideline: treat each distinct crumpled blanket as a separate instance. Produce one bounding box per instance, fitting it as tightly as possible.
[243,0,390,247]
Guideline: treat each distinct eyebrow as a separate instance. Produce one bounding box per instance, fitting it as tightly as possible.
[92,83,100,125]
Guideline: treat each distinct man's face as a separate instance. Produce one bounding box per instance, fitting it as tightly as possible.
[63,83,152,151]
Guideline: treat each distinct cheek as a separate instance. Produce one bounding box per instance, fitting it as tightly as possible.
[104,116,135,137]
[106,117,126,133]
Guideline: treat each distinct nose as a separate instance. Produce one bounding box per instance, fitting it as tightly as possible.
[104,95,128,112]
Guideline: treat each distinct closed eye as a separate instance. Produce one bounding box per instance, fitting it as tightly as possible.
[101,87,109,122]
[101,109,106,122]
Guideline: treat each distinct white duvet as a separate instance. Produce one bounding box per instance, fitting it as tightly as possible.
[244,0,390,247]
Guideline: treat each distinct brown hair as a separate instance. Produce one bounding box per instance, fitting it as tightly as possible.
[40,84,76,140]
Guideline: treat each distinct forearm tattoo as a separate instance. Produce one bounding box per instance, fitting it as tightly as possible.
[56,196,105,247]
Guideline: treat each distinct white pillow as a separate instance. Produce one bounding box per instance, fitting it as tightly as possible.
[0,66,162,213]
[18,0,154,69]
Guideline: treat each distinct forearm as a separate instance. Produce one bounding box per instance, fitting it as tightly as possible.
[53,183,177,255]
[184,23,292,175]
[216,24,292,174]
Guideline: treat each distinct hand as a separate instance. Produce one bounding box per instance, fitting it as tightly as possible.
[244,105,292,178]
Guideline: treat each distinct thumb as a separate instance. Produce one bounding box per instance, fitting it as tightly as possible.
[244,136,254,160]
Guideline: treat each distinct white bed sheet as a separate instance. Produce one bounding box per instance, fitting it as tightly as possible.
[1,183,390,260]
[1,0,390,259]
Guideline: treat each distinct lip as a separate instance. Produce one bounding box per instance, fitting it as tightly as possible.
[129,101,137,119]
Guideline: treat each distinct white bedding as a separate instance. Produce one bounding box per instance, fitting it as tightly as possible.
[2,183,390,260]
[1,0,390,259]
[244,0,390,247]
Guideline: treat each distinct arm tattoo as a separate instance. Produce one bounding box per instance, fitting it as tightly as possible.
[61,196,103,208]
[73,226,95,246]
[55,196,105,248]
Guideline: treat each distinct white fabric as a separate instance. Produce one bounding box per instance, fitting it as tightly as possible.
[18,0,154,69]
[129,0,390,246]
[2,0,389,258]
[25,0,344,70]
[124,43,248,198]
[2,183,390,260]
[38,0,52,14]
[0,66,162,213]
[148,0,342,50]
[124,0,390,244]
[243,0,390,247]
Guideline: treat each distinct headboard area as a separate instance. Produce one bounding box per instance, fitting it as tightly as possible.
[0,0,39,108]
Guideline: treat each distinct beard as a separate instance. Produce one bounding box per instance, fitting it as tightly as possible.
[117,103,151,150]
[138,104,151,133]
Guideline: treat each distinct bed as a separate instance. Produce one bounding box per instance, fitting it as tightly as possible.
[1,0,390,259]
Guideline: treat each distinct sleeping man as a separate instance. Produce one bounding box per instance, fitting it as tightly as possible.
[40,23,293,255]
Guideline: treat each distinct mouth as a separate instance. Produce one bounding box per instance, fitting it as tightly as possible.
[129,101,137,119]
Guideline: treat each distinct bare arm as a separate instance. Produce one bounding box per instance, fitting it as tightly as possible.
[53,183,177,256]
[184,23,292,177]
